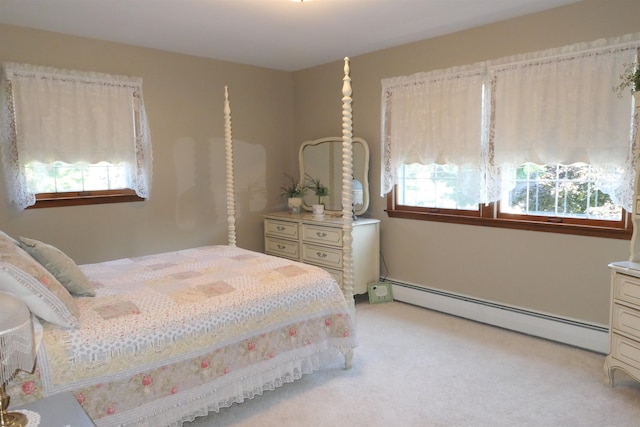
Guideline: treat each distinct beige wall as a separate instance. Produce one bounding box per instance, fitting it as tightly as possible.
[293,0,640,325]
[0,24,296,263]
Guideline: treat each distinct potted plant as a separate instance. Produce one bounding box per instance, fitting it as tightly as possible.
[613,62,640,98]
[305,174,329,215]
[280,173,306,214]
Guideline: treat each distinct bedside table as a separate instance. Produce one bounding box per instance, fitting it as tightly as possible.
[14,391,95,427]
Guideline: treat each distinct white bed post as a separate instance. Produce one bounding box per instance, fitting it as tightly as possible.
[341,58,355,369]
[224,86,237,247]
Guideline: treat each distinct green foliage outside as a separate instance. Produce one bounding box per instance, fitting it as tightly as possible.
[24,162,126,193]
[508,163,619,219]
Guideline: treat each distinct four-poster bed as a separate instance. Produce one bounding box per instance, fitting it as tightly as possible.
[1,58,358,426]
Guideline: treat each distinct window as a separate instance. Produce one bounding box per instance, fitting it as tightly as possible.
[500,163,621,221]
[397,164,479,212]
[0,63,152,209]
[24,162,129,194]
[383,33,640,239]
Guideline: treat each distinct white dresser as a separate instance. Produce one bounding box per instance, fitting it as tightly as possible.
[263,211,380,295]
[605,261,640,385]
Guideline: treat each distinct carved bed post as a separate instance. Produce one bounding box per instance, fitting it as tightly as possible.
[341,58,355,370]
[341,58,355,308]
[224,86,237,247]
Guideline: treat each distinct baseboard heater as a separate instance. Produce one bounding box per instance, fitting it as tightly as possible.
[386,279,609,354]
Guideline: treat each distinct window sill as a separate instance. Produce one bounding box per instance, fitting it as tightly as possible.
[28,190,145,209]
[386,209,632,240]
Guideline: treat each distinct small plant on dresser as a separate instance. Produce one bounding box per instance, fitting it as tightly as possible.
[280,173,306,214]
[305,174,329,205]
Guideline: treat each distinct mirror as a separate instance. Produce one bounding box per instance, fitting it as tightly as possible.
[299,136,370,215]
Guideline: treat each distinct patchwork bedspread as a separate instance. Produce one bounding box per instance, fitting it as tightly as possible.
[8,245,355,426]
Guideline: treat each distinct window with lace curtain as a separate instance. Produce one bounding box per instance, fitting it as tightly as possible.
[0,63,152,209]
[381,33,640,239]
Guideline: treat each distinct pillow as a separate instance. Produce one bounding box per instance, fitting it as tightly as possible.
[17,236,95,297]
[0,239,79,328]
[0,230,18,245]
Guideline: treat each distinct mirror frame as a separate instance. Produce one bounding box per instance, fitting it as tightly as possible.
[299,136,370,215]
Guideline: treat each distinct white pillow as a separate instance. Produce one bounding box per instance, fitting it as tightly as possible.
[0,240,79,328]
[0,230,18,245]
[18,236,95,297]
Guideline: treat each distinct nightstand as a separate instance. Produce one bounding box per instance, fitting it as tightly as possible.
[14,391,95,427]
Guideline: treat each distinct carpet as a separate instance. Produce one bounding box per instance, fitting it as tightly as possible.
[186,299,640,426]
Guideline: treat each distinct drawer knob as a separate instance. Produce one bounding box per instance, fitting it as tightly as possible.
[316,232,327,238]
[276,226,285,231]
[277,244,286,250]
[316,251,327,258]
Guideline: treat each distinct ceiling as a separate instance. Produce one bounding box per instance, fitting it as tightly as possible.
[0,0,581,71]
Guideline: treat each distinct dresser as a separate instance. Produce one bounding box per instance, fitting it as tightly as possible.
[263,211,380,295]
[604,261,640,385]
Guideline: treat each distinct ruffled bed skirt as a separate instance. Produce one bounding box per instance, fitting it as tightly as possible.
[103,346,351,427]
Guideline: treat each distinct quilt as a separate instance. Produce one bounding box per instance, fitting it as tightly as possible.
[7,245,355,426]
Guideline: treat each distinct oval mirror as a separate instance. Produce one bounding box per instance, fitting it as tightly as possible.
[299,136,369,216]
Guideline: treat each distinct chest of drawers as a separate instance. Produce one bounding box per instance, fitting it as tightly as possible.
[263,211,380,295]
[605,261,640,385]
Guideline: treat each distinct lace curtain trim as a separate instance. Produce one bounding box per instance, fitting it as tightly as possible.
[3,62,142,88]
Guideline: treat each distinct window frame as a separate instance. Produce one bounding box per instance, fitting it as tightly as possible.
[28,189,144,209]
[386,188,632,240]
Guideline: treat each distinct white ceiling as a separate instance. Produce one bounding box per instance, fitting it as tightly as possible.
[0,0,581,71]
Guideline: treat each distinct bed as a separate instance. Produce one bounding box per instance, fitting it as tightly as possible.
[1,58,358,426]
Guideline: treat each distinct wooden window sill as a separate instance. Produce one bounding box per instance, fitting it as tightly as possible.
[386,209,632,240]
[28,190,145,209]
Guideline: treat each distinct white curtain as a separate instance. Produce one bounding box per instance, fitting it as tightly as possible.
[490,35,639,211]
[381,64,487,201]
[381,32,640,211]
[0,63,152,209]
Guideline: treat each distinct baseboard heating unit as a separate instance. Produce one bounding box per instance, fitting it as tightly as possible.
[387,279,609,354]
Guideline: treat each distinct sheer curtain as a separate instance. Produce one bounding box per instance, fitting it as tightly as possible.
[0,63,152,209]
[381,32,640,211]
[381,64,487,201]
[489,34,640,212]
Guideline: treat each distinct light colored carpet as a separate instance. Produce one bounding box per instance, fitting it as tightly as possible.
[186,299,640,427]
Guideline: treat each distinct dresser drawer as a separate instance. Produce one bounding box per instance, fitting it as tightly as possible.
[302,224,342,247]
[612,303,640,339]
[265,219,298,239]
[265,237,299,260]
[614,273,640,309]
[610,332,640,367]
[302,243,343,269]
